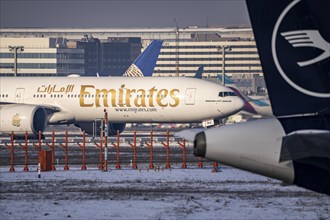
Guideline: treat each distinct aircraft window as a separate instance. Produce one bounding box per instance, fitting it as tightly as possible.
[88,94,91,98]
[33,95,36,98]
[219,92,237,97]
[61,95,63,98]
[50,95,53,98]
[6,95,8,97]
[75,95,77,98]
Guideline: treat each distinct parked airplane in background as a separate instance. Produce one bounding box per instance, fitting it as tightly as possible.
[217,75,272,116]
[194,0,330,195]
[123,40,163,77]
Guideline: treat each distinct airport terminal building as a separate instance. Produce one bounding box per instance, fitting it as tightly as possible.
[0,27,265,93]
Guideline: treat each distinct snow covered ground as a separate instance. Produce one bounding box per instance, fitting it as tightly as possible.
[1,166,329,220]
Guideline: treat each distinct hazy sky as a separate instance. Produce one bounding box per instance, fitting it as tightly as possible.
[0,0,250,28]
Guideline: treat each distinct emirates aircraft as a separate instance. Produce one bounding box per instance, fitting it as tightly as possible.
[0,76,244,137]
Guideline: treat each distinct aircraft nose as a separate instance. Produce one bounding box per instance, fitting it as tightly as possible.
[235,97,245,112]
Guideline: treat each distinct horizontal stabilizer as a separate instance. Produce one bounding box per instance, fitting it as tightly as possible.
[280,130,330,162]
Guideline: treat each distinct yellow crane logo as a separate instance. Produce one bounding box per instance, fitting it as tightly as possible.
[12,113,21,127]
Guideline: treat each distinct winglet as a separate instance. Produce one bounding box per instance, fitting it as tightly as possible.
[123,40,163,77]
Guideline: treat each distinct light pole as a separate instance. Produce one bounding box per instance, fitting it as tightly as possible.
[9,46,24,77]
[217,46,232,85]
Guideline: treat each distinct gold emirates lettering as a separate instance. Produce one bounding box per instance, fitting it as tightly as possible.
[80,84,180,108]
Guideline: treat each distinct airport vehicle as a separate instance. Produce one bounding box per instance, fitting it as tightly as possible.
[194,0,330,194]
[218,75,272,116]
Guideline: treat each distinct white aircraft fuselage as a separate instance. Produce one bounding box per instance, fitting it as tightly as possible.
[0,77,244,135]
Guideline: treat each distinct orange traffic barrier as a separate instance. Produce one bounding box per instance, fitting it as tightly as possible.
[178,139,187,169]
[160,130,171,169]
[46,130,56,171]
[33,131,42,151]
[1,129,202,171]
[5,131,15,172]
[145,130,154,169]
[59,130,69,170]
[127,130,138,169]
[39,150,52,171]
[78,131,87,170]
[94,127,103,170]
[18,131,29,172]
[111,130,121,169]
[197,157,203,168]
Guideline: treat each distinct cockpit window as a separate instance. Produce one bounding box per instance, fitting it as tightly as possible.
[218,91,236,97]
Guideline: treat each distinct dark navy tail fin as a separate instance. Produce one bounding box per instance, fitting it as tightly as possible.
[123,40,163,77]
[246,0,330,116]
[194,65,204,79]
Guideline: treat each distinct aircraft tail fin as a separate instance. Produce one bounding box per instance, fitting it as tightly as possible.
[194,65,204,79]
[123,40,163,77]
[246,0,330,116]
[217,74,235,85]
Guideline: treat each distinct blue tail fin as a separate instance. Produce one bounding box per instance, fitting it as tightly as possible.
[123,40,163,77]
[217,74,235,85]
[194,65,204,79]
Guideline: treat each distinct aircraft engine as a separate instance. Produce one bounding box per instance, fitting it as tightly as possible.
[76,122,126,136]
[0,105,47,137]
[194,118,295,183]
[194,117,330,195]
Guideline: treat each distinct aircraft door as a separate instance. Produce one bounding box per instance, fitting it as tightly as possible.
[15,88,25,103]
[185,88,196,105]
